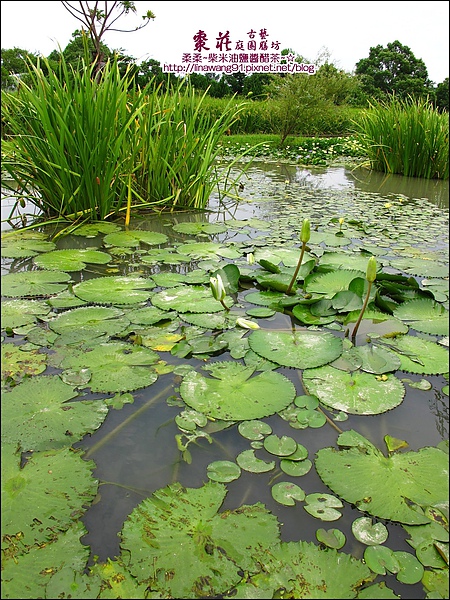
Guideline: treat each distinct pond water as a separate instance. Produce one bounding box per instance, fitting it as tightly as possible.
[1,160,449,599]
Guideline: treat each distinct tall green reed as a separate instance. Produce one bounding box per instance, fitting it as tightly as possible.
[1,54,252,223]
[353,95,449,180]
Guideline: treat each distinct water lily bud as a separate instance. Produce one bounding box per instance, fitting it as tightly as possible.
[247,252,255,265]
[210,275,226,301]
[366,256,377,283]
[300,218,311,243]
[339,217,345,225]
[236,317,260,330]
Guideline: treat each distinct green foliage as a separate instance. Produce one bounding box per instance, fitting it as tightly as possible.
[353,95,449,179]
[355,40,433,100]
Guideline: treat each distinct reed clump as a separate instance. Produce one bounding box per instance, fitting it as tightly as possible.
[353,95,449,180]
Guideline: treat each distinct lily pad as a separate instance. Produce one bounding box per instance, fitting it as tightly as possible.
[315,431,448,524]
[236,450,275,473]
[263,434,298,457]
[352,517,389,545]
[386,335,450,375]
[151,285,228,313]
[238,420,272,441]
[393,298,449,336]
[119,481,280,599]
[1,299,51,329]
[47,306,129,343]
[179,362,296,420]
[248,329,343,369]
[271,482,306,506]
[103,229,168,247]
[304,493,344,521]
[1,270,71,298]
[55,341,160,393]
[302,365,405,415]
[363,545,400,575]
[73,276,155,305]
[305,269,365,296]
[33,249,112,271]
[172,222,228,235]
[1,230,56,258]
[207,460,241,482]
[2,343,47,382]
[1,374,108,451]
[315,528,346,549]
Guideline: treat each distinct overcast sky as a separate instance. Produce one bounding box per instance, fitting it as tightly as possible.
[1,1,449,83]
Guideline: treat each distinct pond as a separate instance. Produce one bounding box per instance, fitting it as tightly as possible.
[1,160,449,599]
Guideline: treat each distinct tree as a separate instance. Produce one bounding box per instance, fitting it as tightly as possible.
[434,78,449,113]
[60,1,155,74]
[355,40,433,100]
[1,47,58,90]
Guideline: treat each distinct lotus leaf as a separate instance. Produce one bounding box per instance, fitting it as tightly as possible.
[356,582,402,598]
[2,343,47,382]
[57,341,160,393]
[1,447,97,546]
[0,522,92,599]
[315,431,448,524]
[244,290,286,307]
[179,362,296,420]
[119,481,280,598]
[151,285,228,313]
[33,249,112,271]
[248,329,343,369]
[73,276,155,305]
[393,298,449,336]
[103,230,168,247]
[1,270,71,298]
[302,365,405,415]
[386,335,450,375]
[1,299,51,329]
[1,374,108,451]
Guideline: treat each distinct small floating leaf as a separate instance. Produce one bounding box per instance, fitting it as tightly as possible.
[304,493,343,521]
[207,460,241,482]
[271,482,305,506]
[315,528,346,549]
[352,517,389,545]
[236,450,275,473]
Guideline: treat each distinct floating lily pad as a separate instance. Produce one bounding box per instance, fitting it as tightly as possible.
[248,330,343,369]
[172,222,228,235]
[302,365,405,415]
[315,431,448,524]
[393,298,449,336]
[238,420,272,441]
[177,241,241,260]
[280,458,312,477]
[389,257,448,278]
[119,481,280,599]
[352,517,389,545]
[1,230,56,258]
[236,450,275,473]
[141,248,192,265]
[152,285,227,313]
[73,276,155,305]
[207,460,241,482]
[47,306,129,343]
[1,270,71,298]
[305,269,365,296]
[304,493,344,521]
[351,344,402,374]
[263,434,298,457]
[1,447,98,546]
[271,482,306,506]
[1,374,108,451]
[315,528,346,549]
[363,545,400,575]
[2,343,47,382]
[292,303,337,326]
[56,341,160,393]
[1,299,51,330]
[386,335,450,375]
[34,249,112,271]
[180,362,296,421]
[103,230,168,247]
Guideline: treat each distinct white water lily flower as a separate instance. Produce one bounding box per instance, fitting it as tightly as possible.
[210,274,226,302]
[236,317,260,330]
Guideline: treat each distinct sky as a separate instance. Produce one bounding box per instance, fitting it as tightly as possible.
[1,1,449,83]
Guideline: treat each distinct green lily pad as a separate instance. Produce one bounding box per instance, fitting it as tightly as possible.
[393,298,449,336]
[172,222,228,235]
[1,374,108,451]
[352,517,389,545]
[207,460,241,482]
[280,458,312,476]
[351,344,402,374]
[389,257,448,278]
[125,306,175,325]
[119,481,280,599]
[304,493,344,521]
[1,270,71,298]
[315,528,346,549]
[73,276,155,305]
[271,482,306,506]
[141,248,191,265]
[363,545,400,575]
[177,241,241,260]
[248,329,343,369]
[305,269,365,296]
[386,335,450,375]
[47,306,129,343]
[236,450,276,473]
[103,229,168,247]
[237,420,272,441]
[180,362,296,421]
[292,303,337,326]
[302,365,405,415]
[1,447,98,546]
[315,431,448,524]
[151,285,228,313]
[263,434,298,457]
[2,343,47,382]
[394,551,425,584]
[1,299,51,329]
[1,230,56,258]
[56,341,160,393]
[33,249,112,271]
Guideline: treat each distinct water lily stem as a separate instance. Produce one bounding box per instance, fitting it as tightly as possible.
[351,281,373,343]
[286,242,306,295]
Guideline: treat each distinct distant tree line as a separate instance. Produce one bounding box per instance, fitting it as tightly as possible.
[1,34,448,112]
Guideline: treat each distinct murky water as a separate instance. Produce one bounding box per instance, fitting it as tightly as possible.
[2,161,448,599]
